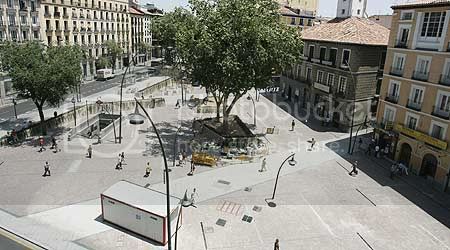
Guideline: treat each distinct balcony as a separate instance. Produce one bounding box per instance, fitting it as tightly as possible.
[394,39,408,49]
[73,27,79,32]
[72,13,77,18]
[390,66,404,77]
[63,13,69,18]
[322,60,333,66]
[44,12,51,18]
[54,11,61,18]
[340,64,349,70]
[45,26,53,32]
[314,82,330,93]
[311,58,320,63]
[385,93,399,104]
[440,74,450,86]
[412,70,429,82]
[432,105,450,120]
[406,99,422,111]
[55,27,62,32]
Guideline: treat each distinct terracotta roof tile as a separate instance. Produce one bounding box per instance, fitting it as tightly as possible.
[301,17,389,46]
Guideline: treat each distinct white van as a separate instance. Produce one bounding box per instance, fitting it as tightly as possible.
[96,69,114,81]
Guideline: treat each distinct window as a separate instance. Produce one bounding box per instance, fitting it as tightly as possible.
[299,18,304,26]
[31,1,36,11]
[393,53,406,70]
[430,121,447,140]
[32,16,37,25]
[20,15,26,25]
[415,56,431,74]
[410,86,424,104]
[317,71,324,84]
[308,45,314,59]
[401,11,413,20]
[33,31,38,39]
[342,49,351,66]
[442,59,450,78]
[338,76,347,93]
[290,18,295,25]
[8,14,15,26]
[388,80,400,97]
[341,9,345,15]
[383,106,396,123]
[420,12,446,38]
[22,30,27,40]
[405,113,418,130]
[436,92,450,111]
[7,0,13,8]
[327,73,334,86]
[357,9,361,15]
[319,47,326,61]
[329,48,337,65]
[10,30,17,41]
[306,67,312,81]
[0,31,3,41]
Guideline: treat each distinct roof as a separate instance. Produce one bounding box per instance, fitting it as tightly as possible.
[279,5,315,18]
[102,180,180,217]
[301,17,389,46]
[129,6,145,15]
[392,0,450,9]
[280,5,300,16]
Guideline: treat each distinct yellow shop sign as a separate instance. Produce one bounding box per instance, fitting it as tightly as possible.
[394,124,448,150]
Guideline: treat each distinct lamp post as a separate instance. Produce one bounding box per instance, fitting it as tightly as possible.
[12,98,17,119]
[118,55,137,144]
[247,94,256,126]
[71,97,77,127]
[129,98,172,250]
[172,126,182,168]
[265,153,296,207]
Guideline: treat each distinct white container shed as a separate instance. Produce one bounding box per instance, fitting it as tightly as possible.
[101,180,182,245]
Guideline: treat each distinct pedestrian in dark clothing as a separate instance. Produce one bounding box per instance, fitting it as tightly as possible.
[189,159,195,175]
[291,120,295,131]
[116,154,123,170]
[42,161,51,177]
[38,136,46,152]
[349,161,358,176]
[358,138,363,150]
[274,239,280,250]
[175,100,180,108]
[120,152,125,164]
[87,145,92,158]
[310,138,316,150]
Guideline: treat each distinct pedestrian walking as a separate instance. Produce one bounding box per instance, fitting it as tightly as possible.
[349,161,358,176]
[390,163,398,179]
[178,152,184,167]
[116,154,123,170]
[310,138,316,150]
[120,152,125,165]
[87,145,92,158]
[358,138,363,150]
[182,150,187,165]
[42,161,51,177]
[190,188,199,205]
[188,159,195,175]
[50,136,57,149]
[144,162,152,178]
[175,100,180,108]
[365,143,372,156]
[259,158,267,172]
[375,145,380,158]
[274,239,280,250]
[291,120,295,131]
[38,136,46,152]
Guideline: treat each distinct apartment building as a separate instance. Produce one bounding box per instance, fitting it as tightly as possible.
[129,6,144,63]
[41,0,131,79]
[282,17,388,131]
[376,0,450,191]
[280,4,315,32]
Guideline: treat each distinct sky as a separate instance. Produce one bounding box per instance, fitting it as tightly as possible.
[144,0,402,17]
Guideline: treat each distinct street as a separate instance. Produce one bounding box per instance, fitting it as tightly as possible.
[0,227,44,250]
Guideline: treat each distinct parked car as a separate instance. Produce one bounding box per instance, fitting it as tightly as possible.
[96,69,114,81]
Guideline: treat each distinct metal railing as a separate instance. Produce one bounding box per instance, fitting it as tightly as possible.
[432,105,450,119]
[406,98,422,111]
[412,70,429,82]
[440,74,450,86]
[394,39,408,48]
[385,93,399,104]
[390,66,404,77]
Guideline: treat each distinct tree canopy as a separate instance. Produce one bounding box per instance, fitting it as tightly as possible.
[155,0,303,128]
[0,41,83,126]
[104,40,123,73]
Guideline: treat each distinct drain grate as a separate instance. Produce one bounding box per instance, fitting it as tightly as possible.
[253,206,262,212]
[216,200,242,215]
[217,180,231,185]
[242,215,253,223]
[244,187,252,192]
[216,218,227,227]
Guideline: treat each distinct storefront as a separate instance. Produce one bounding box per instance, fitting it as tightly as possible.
[374,123,399,160]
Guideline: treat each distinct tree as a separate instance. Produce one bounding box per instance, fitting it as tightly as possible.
[157,0,303,130]
[138,42,152,65]
[96,56,111,69]
[104,40,123,73]
[0,41,83,131]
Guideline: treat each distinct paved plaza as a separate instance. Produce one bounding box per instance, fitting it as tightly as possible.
[0,85,449,250]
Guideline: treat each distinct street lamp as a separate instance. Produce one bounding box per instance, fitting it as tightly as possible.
[265,153,297,207]
[129,98,173,250]
[118,55,138,144]
[71,97,77,127]
[247,94,256,127]
[346,61,357,154]
[172,126,182,168]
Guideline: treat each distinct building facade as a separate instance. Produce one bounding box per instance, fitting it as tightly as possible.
[336,0,367,18]
[368,14,393,29]
[376,1,450,191]
[280,5,315,32]
[282,17,388,131]
[129,6,144,63]
[41,0,132,79]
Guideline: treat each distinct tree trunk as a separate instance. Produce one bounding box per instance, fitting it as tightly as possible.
[216,102,221,120]
[36,104,47,135]
[222,96,229,133]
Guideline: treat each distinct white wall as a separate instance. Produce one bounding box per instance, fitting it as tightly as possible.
[336,0,367,18]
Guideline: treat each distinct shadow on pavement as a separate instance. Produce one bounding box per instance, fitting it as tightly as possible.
[326,135,450,229]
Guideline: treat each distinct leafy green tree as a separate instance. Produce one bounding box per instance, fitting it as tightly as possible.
[138,42,152,65]
[104,40,123,73]
[0,41,82,128]
[96,56,111,69]
[158,0,303,129]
